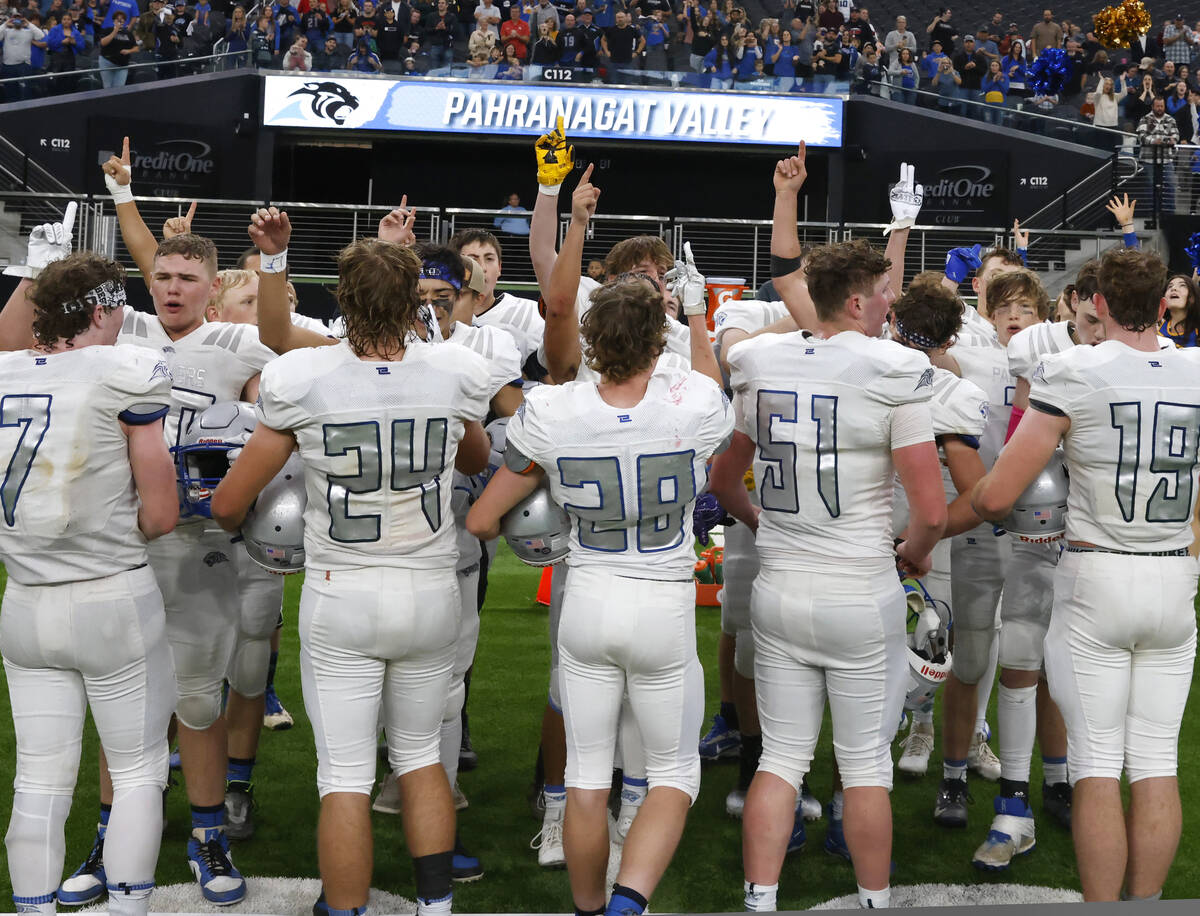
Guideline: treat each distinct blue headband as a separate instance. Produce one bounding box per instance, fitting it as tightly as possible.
[419,263,462,290]
[894,316,942,350]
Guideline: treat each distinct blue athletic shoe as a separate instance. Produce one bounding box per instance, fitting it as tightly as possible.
[698,713,740,761]
[169,748,182,770]
[823,806,851,862]
[452,837,484,882]
[187,827,246,905]
[58,831,106,906]
[263,684,294,731]
[786,807,806,855]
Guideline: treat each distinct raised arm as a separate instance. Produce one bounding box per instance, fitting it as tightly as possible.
[542,163,599,383]
[667,241,722,386]
[102,136,159,288]
[0,202,76,351]
[247,207,335,354]
[769,141,817,330]
[529,116,574,290]
[884,161,923,298]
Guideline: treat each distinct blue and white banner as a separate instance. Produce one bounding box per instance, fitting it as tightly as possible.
[261,75,843,147]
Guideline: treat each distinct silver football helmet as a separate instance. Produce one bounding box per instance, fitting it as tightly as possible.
[242,452,307,574]
[501,485,571,567]
[174,401,257,518]
[902,580,952,711]
[1005,448,1068,543]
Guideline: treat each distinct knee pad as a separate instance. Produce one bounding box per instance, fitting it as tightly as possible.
[176,690,223,731]
[733,627,755,679]
[951,623,997,685]
[442,675,466,726]
[106,739,170,793]
[999,618,1050,671]
[226,635,271,698]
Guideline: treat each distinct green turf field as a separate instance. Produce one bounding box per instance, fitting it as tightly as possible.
[1,547,1198,910]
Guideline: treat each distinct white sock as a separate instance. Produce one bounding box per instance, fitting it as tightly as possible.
[543,785,566,821]
[744,880,778,911]
[104,785,163,904]
[7,792,71,905]
[975,635,1000,734]
[1042,756,1068,785]
[913,700,934,726]
[997,684,1038,783]
[830,789,844,820]
[106,878,155,916]
[858,885,891,908]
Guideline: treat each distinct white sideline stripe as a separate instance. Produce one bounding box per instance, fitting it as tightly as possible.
[73,879,1081,913]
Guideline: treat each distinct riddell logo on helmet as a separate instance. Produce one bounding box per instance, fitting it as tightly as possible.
[921,664,948,682]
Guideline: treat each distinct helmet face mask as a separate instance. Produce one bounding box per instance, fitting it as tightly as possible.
[174,401,257,518]
[501,484,571,567]
[902,580,952,711]
[242,452,307,574]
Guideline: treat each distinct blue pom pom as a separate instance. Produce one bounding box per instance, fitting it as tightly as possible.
[1185,232,1200,271]
[1028,47,1072,96]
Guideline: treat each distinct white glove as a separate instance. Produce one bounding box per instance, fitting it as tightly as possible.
[665,241,707,317]
[104,162,134,204]
[3,202,76,279]
[885,161,923,235]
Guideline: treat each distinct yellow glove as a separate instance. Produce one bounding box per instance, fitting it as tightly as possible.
[535,116,574,191]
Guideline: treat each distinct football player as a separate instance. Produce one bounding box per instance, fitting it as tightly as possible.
[213,207,493,916]
[466,264,732,916]
[972,246,1199,902]
[710,146,946,913]
[0,234,178,916]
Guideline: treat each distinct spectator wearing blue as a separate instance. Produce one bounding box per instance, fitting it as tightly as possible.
[101,0,138,28]
[888,45,917,103]
[45,8,84,71]
[301,1,330,46]
[642,8,669,74]
[26,11,48,80]
[852,42,885,95]
[273,0,300,50]
[1000,37,1026,96]
[771,28,798,89]
[494,40,523,76]
[980,57,1008,123]
[733,29,760,81]
[557,11,584,64]
[494,192,530,234]
[932,52,961,112]
[347,33,380,68]
[193,0,212,27]
[920,38,945,83]
[224,5,250,63]
[704,29,731,88]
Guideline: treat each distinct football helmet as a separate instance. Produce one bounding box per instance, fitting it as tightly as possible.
[1005,448,1068,543]
[242,453,307,574]
[175,401,257,518]
[501,485,570,567]
[903,580,952,711]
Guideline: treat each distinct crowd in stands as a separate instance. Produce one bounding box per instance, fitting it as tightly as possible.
[5,0,1200,141]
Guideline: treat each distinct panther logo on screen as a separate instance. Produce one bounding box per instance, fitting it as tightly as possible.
[289,82,360,125]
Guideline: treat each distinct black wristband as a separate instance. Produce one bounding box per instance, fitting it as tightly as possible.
[771,254,802,278]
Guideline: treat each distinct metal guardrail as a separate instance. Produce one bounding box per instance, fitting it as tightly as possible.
[0,193,1149,294]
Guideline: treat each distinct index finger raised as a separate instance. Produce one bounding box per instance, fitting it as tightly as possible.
[61,201,77,237]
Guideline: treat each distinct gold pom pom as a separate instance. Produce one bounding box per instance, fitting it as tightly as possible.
[1094,0,1154,48]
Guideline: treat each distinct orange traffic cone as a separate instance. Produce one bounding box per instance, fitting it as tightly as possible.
[536,565,554,606]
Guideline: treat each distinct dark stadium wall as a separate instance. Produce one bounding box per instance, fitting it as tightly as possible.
[269,134,832,222]
[0,72,266,201]
[844,96,1111,227]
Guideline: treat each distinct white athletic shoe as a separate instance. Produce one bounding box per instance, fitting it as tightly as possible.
[372,772,402,815]
[798,781,823,822]
[898,720,935,776]
[971,796,1036,870]
[531,814,566,868]
[968,731,1002,781]
[725,788,746,818]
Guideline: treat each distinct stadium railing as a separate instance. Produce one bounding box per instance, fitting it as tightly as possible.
[0,191,1153,296]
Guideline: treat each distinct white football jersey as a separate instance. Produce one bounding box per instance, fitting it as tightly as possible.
[257,339,491,570]
[118,308,275,451]
[949,341,1012,468]
[473,291,544,368]
[958,302,998,347]
[506,359,733,577]
[728,330,934,572]
[447,321,522,397]
[1008,320,1074,382]
[713,299,791,349]
[0,345,172,585]
[1031,340,1200,551]
[292,312,332,334]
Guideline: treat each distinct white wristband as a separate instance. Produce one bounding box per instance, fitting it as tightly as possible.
[537,183,563,197]
[104,168,134,205]
[260,250,288,274]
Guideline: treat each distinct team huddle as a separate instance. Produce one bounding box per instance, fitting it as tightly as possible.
[0,119,1195,915]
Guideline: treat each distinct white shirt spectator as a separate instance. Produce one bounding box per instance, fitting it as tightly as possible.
[1,18,46,65]
[475,0,501,38]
